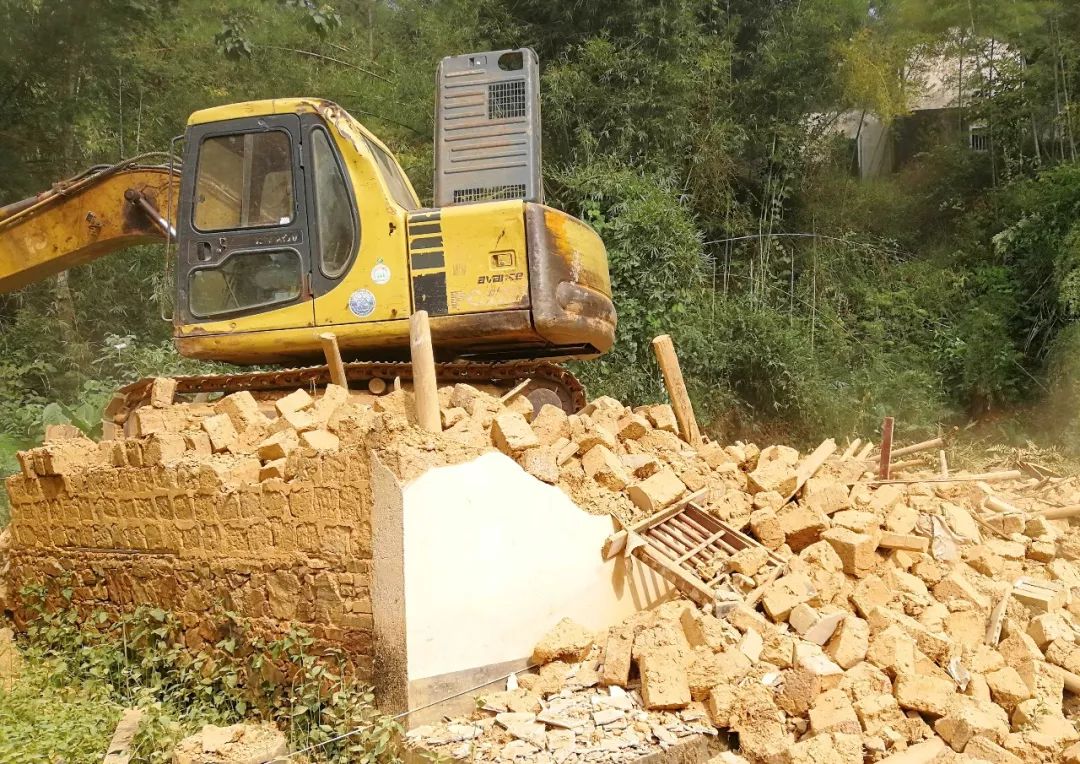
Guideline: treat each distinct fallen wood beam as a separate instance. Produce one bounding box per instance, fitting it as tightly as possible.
[651,334,701,446]
[890,436,945,459]
[865,469,1024,486]
[785,438,837,502]
[1036,504,1080,520]
[983,495,1023,515]
[840,438,862,461]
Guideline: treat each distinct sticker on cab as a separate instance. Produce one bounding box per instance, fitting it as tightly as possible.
[348,289,376,318]
[371,260,391,285]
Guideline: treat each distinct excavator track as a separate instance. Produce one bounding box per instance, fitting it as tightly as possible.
[105,360,586,426]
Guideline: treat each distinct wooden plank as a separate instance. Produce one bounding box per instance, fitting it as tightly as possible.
[651,334,701,445]
[786,438,837,502]
[855,441,874,460]
[878,416,894,480]
[409,311,440,434]
[103,708,143,764]
[318,332,349,389]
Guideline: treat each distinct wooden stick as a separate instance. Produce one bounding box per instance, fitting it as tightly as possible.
[938,450,948,478]
[651,334,701,445]
[1037,504,1080,520]
[878,416,894,480]
[318,332,348,388]
[890,436,944,459]
[865,470,1024,486]
[984,495,1023,515]
[409,311,440,434]
[499,378,531,403]
[985,590,1010,646]
[855,441,874,460]
[840,438,862,461]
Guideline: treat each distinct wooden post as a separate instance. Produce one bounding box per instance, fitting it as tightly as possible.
[319,332,348,388]
[409,310,440,433]
[651,334,701,445]
[878,416,894,480]
[938,450,949,478]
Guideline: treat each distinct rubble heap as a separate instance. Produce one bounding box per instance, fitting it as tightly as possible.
[7,378,1080,763]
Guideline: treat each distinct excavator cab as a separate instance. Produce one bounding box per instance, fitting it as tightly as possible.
[0,49,617,377]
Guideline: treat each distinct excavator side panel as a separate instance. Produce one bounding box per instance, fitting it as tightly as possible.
[0,168,175,293]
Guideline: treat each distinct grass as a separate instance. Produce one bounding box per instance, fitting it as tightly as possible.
[0,591,401,764]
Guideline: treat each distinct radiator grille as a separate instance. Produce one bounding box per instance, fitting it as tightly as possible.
[487,80,526,120]
[452,184,527,203]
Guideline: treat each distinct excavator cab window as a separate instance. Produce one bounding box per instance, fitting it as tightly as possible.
[193,131,294,230]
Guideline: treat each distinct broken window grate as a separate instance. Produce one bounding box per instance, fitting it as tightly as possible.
[487,80,527,120]
[969,125,990,152]
[452,184,527,204]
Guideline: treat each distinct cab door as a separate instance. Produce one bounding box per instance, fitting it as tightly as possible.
[176,114,315,330]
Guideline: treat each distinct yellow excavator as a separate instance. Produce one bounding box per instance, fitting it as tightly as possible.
[0,50,615,422]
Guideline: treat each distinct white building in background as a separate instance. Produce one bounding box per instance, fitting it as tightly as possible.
[830,44,1005,178]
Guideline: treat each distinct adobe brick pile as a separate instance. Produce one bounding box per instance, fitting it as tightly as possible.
[1,379,490,672]
[402,395,1080,763]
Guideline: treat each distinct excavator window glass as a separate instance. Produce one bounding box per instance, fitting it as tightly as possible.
[189,250,303,318]
[311,129,356,277]
[363,136,419,210]
[193,131,294,231]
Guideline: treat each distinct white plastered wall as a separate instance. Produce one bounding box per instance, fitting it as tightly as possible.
[400,451,668,700]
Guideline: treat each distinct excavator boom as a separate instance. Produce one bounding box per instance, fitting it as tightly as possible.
[0,160,177,293]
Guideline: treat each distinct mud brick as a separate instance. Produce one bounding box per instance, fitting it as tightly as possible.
[894,674,955,717]
[216,390,268,433]
[627,469,686,513]
[149,377,178,408]
[257,430,299,462]
[492,411,540,455]
[275,388,313,416]
[201,413,238,453]
[822,527,878,577]
[582,445,632,491]
[530,405,570,446]
[638,646,690,710]
[777,504,829,552]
